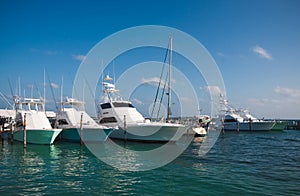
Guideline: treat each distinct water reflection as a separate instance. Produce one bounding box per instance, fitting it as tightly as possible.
[1,130,299,195]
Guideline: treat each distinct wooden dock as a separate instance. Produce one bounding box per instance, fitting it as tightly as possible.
[286,119,300,130]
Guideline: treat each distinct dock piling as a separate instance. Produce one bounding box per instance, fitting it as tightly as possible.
[23,113,26,148]
[80,113,83,146]
[10,123,14,144]
[124,115,127,142]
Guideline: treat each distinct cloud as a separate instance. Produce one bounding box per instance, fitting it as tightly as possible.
[141,77,175,87]
[50,83,59,89]
[131,98,143,105]
[30,48,58,55]
[252,45,272,60]
[201,86,224,96]
[141,77,161,85]
[217,52,225,57]
[248,98,281,106]
[72,54,86,61]
[44,50,58,55]
[180,96,193,103]
[274,86,300,98]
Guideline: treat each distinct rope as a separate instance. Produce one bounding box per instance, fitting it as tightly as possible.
[150,43,170,119]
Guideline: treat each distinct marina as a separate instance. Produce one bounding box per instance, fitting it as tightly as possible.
[1,129,299,195]
[1,1,300,195]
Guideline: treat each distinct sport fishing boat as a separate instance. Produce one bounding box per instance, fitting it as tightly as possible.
[56,97,113,142]
[98,37,187,142]
[219,96,276,131]
[13,97,62,145]
[223,108,275,131]
[98,75,186,142]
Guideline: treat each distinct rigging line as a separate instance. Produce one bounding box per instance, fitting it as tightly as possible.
[0,91,13,109]
[8,78,17,111]
[150,43,170,119]
[83,74,101,116]
[34,82,43,102]
[156,70,169,120]
[45,69,59,112]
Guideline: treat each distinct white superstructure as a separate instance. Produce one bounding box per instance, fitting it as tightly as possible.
[98,75,187,142]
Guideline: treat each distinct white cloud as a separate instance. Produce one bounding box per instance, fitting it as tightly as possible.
[252,45,272,60]
[131,98,143,105]
[274,86,300,98]
[217,52,225,57]
[141,77,175,87]
[180,96,193,103]
[44,50,58,55]
[247,96,300,118]
[247,87,300,118]
[248,98,281,106]
[72,54,86,61]
[30,48,58,55]
[141,77,161,85]
[201,86,223,96]
[50,83,59,89]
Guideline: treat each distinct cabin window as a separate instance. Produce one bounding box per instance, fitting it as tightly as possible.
[58,119,69,125]
[101,103,112,109]
[224,118,237,123]
[112,102,134,108]
[99,117,117,124]
[16,119,23,127]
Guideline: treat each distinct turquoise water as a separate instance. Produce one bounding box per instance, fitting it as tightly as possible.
[1,130,299,195]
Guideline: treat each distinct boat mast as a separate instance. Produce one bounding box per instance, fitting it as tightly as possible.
[60,76,63,110]
[167,36,172,121]
[43,68,46,112]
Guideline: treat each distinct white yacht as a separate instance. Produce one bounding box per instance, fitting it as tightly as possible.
[56,97,113,142]
[13,97,62,145]
[223,110,275,131]
[98,75,187,142]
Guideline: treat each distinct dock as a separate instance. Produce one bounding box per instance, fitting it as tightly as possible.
[286,119,300,130]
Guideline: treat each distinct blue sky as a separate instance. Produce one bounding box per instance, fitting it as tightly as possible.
[1,0,300,118]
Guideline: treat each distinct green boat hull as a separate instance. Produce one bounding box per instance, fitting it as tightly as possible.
[59,128,113,142]
[271,121,288,131]
[13,129,62,145]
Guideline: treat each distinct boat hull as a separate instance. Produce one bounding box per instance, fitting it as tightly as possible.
[109,123,187,142]
[192,127,207,137]
[13,129,62,145]
[224,121,275,131]
[60,128,113,142]
[271,121,288,131]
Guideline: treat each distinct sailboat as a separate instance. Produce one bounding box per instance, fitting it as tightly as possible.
[56,97,113,142]
[13,97,62,145]
[98,38,187,142]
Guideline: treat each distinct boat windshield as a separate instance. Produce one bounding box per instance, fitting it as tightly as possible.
[101,103,112,109]
[112,102,135,108]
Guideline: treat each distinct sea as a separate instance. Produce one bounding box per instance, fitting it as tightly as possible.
[1,129,299,196]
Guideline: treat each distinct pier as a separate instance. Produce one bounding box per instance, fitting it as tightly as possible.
[0,116,13,141]
[286,119,300,130]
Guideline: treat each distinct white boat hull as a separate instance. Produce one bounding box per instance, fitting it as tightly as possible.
[109,123,187,142]
[224,121,275,131]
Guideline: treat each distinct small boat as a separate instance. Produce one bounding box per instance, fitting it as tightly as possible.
[13,98,62,145]
[56,97,113,142]
[192,127,207,137]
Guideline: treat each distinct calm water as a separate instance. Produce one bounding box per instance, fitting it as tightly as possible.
[1,130,299,195]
